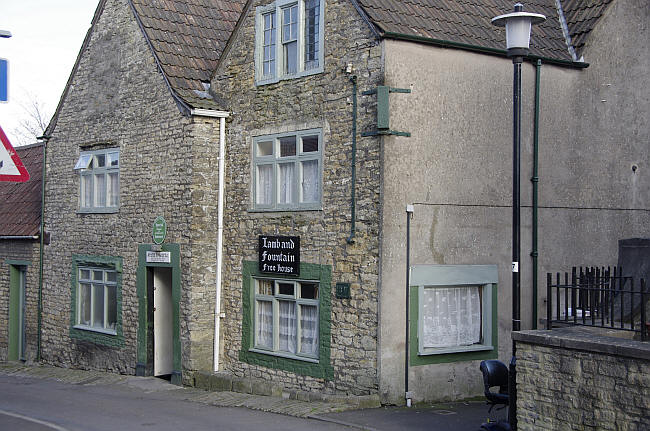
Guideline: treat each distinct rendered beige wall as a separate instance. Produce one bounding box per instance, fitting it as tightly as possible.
[379,0,649,404]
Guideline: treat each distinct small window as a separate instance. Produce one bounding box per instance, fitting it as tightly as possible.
[76,266,118,334]
[252,129,322,211]
[253,278,319,360]
[75,148,120,212]
[256,0,325,85]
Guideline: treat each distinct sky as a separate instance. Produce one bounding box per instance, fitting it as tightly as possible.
[0,1,99,146]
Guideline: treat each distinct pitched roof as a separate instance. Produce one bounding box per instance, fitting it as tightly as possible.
[131,0,246,111]
[561,0,614,59]
[0,143,43,238]
[355,0,611,65]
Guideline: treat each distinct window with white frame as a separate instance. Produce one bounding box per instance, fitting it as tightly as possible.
[253,129,321,210]
[74,148,119,212]
[253,278,319,361]
[75,266,118,334]
[256,0,324,84]
[412,265,497,356]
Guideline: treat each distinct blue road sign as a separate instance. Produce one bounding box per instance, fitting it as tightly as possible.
[0,59,7,102]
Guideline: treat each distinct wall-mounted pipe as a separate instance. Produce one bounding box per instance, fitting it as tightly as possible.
[531,59,542,329]
[405,204,414,407]
[214,115,227,372]
[347,75,358,244]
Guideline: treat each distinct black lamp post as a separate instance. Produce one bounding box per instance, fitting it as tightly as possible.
[492,3,545,430]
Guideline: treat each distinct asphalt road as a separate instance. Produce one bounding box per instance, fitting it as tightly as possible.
[0,374,352,431]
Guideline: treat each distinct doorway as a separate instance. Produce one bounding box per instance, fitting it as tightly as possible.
[8,265,26,361]
[150,267,173,377]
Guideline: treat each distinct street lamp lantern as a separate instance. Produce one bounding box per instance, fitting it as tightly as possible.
[491,4,545,430]
[492,3,546,56]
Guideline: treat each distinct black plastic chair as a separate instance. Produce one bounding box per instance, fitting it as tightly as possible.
[479,360,510,431]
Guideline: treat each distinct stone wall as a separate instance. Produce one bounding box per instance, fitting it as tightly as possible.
[514,328,650,431]
[210,0,383,396]
[41,0,217,376]
[0,240,40,362]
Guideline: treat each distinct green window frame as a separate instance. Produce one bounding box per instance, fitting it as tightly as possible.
[241,260,333,380]
[252,129,322,211]
[70,255,124,347]
[74,148,120,213]
[255,0,325,85]
[410,265,498,365]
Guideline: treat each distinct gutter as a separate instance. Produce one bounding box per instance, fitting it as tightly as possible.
[380,31,589,69]
[0,236,39,240]
[190,109,229,372]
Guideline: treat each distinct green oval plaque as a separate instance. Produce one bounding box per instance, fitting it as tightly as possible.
[152,216,167,245]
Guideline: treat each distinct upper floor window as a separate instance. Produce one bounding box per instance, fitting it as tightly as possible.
[74,148,119,212]
[256,0,324,85]
[253,129,322,211]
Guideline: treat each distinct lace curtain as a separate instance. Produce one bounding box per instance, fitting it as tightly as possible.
[257,165,273,205]
[279,300,297,353]
[301,160,319,203]
[300,304,318,355]
[256,300,273,349]
[421,286,481,348]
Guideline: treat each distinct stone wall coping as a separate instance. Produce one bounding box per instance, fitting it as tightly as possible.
[512,327,650,361]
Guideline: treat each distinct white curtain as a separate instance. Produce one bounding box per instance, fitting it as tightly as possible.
[279,300,297,353]
[256,300,273,349]
[300,304,318,355]
[301,160,319,203]
[82,175,92,207]
[257,165,273,205]
[421,286,481,348]
[95,174,106,207]
[279,163,294,204]
[107,172,119,207]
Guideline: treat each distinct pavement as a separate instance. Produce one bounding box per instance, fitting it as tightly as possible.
[0,362,497,430]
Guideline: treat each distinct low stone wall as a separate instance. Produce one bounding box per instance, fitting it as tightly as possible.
[514,327,650,431]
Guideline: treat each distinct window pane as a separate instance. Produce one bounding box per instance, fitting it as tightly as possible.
[284,41,297,74]
[74,154,92,170]
[106,286,117,330]
[278,282,295,296]
[80,269,91,280]
[107,172,119,207]
[263,12,276,77]
[300,283,318,299]
[79,283,91,326]
[282,5,297,42]
[300,304,318,355]
[279,163,294,204]
[278,300,296,353]
[422,286,481,348]
[279,136,296,157]
[304,0,320,70]
[301,160,319,203]
[106,271,117,283]
[256,164,273,205]
[95,174,106,207]
[95,154,105,168]
[82,175,93,208]
[108,152,119,167]
[93,270,103,281]
[256,300,273,349]
[257,140,273,156]
[301,135,319,153]
[257,279,273,296]
[92,284,104,328]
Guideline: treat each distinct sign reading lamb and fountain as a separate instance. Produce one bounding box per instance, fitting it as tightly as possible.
[258,235,300,275]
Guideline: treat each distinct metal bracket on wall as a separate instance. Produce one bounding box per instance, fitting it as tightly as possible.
[361,86,411,137]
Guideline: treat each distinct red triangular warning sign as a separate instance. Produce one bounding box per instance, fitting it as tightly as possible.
[0,124,30,182]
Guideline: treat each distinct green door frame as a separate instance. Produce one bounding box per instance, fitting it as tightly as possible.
[7,260,29,361]
[136,244,182,385]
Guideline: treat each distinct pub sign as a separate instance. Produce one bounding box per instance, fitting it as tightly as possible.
[258,235,300,275]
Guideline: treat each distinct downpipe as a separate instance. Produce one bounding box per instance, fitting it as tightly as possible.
[346,75,357,244]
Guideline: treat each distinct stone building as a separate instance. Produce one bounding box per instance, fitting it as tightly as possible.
[39,0,648,406]
[0,142,45,363]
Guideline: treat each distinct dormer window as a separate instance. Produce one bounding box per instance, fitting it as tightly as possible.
[256,0,324,85]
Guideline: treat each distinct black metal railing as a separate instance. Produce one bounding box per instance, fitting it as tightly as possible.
[546,266,648,341]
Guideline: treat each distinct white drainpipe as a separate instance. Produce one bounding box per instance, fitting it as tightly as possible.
[191,108,228,372]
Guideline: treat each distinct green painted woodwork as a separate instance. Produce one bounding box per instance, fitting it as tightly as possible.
[69,255,124,347]
[409,283,498,366]
[136,244,181,384]
[240,260,334,380]
[8,265,23,361]
[377,86,390,130]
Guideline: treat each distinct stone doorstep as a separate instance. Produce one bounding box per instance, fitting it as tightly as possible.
[191,370,381,410]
